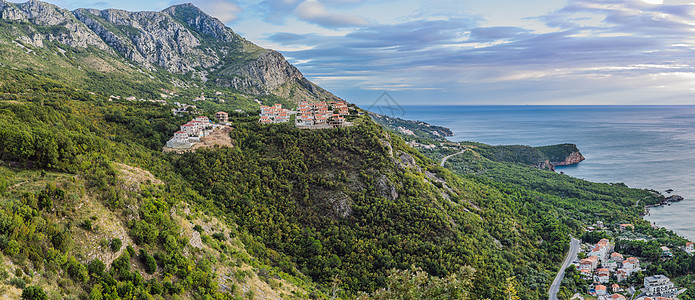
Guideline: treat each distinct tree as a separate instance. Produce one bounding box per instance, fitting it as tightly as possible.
[21,286,47,300]
[110,238,122,252]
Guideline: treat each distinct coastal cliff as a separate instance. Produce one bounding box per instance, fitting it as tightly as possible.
[551,151,585,166]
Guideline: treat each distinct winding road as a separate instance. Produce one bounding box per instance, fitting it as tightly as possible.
[549,237,581,300]
[440,149,466,167]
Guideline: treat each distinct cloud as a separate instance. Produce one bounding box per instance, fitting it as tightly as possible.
[294,0,367,27]
[263,0,695,104]
[259,0,301,24]
[187,0,242,23]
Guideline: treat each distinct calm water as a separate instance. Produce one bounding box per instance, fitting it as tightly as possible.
[396,105,695,241]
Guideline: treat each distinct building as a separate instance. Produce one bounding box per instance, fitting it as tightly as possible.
[215,111,229,123]
[620,224,634,231]
[611,252,624,263]
[604,260,618,271]
[644,275,678,298]
[581,256,599,271]
[609,294,626,300]
[596,285,607,296]
[195,116,210,123]
[166,131,193,148]
[259,104,290,124]
[616,269,629,282]
[686,242,694,254]
[623,257,640,271]
[260,116,272,124]
[596,268,610,284]
[661,246,672,257]
[180,123,196,135]
[612,284,622,293]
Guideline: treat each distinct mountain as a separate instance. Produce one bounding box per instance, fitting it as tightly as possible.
[0,0,339,103]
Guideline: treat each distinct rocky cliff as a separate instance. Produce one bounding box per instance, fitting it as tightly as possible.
[0,0,339,103]
[551,151,585,166]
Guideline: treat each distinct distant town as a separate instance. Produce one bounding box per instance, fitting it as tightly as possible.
[160,97,360,151]
[259,101,356,128]
[562,221,693,300]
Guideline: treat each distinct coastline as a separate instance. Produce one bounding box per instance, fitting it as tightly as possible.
[371,105,695,244]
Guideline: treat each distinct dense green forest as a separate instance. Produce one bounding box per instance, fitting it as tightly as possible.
[0,65,676,300]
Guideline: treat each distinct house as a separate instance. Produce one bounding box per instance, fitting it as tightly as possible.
[604,260,618,271]
[166,131,193,148]
[623,257,640,271]
[611,252,624,263]
[616,269,629,282]
[215,111,229,123]
[195,116,210,123]
[661,246,672,257]
[644,275,678,298]
[686,242,694,254]
[581,268,592,279]
[609,294,626,300]
[581,257,598,271]
[180,123,196,135]
[596,268,610,283]
[259,116,272,124]
[620,224,634,231]
[596,285,607,296]
[612,284,622,293]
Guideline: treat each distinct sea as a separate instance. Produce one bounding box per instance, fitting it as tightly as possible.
[393,105,695,241]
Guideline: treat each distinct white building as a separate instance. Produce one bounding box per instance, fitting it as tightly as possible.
[644,275,678,298]
[685,242,694,254]
[166,131,193,148]
[623,257,640,271]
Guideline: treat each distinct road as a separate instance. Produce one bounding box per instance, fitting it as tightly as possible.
[549,237,581,300]
[440,149,466,167]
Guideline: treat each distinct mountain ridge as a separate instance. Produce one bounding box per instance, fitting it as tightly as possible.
[0,0,339,103]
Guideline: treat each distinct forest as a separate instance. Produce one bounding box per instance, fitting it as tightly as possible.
[0,66,677,299]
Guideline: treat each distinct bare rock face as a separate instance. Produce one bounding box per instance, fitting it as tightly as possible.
[552,151,585,166]
[0,0,111,50]
[376,175,398,201]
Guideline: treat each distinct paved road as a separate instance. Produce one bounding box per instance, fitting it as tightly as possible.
[549,237,581,300]
[440,149,466,167]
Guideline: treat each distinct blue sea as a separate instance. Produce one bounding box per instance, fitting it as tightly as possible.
[395,105,695,241]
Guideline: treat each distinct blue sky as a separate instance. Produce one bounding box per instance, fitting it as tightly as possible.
[21,0,695,105]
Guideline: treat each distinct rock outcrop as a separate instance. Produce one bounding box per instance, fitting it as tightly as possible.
[551,151,585,166]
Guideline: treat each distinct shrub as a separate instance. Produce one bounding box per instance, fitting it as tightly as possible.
[21,285,47,300]
[110,238,122,252]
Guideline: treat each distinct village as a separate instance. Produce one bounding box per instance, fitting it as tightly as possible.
[160,97,360,151]
[565,221,693,300]
[163,112,231,151]
[259,100,355,128]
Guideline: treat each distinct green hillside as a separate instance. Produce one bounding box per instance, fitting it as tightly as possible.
[0,67,669,299]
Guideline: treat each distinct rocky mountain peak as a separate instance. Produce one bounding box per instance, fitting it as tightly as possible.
[0,0,341,103]
[162,3,237,43]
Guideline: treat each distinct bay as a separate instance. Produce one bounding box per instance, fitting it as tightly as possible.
[395,105,695,241]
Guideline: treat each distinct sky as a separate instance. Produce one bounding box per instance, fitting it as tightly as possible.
[18,0,695,105]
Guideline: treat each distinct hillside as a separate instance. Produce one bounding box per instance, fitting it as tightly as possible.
[0,2,676,300]
[0,0,339,105]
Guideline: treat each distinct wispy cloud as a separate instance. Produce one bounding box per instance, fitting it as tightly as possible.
[264,0,695,104]
[294,0,367,27]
